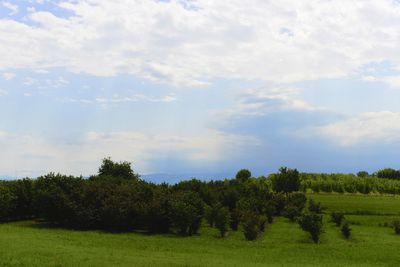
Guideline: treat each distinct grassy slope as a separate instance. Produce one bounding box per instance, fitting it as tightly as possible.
[0,194,399,267]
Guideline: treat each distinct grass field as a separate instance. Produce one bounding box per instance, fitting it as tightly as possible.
[0,194,399,267]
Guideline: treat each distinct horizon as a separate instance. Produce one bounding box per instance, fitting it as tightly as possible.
[1,1,400,181]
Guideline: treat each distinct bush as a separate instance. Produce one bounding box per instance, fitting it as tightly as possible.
[236,169,252,182]
[241,211,261,241]
[271,167,300,193]
[265,202,276,223]
[283,205,302,222]
[229,209,240,231]
[298,213,323,243]
[169,191,204,236]
[341,222,351,239]
[393,220,400,235]
[308,199,323,214]
[331,212,344,227]
[204,205,217,227]
[214,206,230,237]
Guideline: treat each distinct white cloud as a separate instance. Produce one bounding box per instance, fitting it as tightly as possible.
[0,89,8,96]
[1,1,18,15]
[1,1,400,85]
[214,86,319,120]
[0,130,258,176]
[316,111,400,146]
[2,72,16,80]
[60,93,177,105]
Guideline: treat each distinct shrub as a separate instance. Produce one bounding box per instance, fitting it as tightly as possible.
[241,211,261,240]
[214,206,230,237]
[229,209,240,231]
[341,222,351,239]
[169,191,204,236]
[204,205,217,227]
[331,212,344,227]
[308,199,323,214]
[265,202,276,223]
[271,167,300,193]
[283,205,302,222]
[259,215,268,232]
[393,220,400,235]
[298,213,323,243]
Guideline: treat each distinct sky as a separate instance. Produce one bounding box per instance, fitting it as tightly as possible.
[1,0,400,181]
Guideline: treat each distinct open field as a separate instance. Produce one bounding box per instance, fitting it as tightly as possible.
[0,193,399,267]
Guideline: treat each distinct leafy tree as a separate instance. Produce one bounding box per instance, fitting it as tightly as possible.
[229,209,241,231]
[331,212,344,227]
[271,167,300,193]
[97,158,139,180]
[235,169,252,182]
[298,212,323,243]
[214,206,230,237]
[375,168,400,180]
[241,211,261,240]
[393,220,400,235]
[308,199,323,214]
[357,171,369,178]
[169,191,204,236]
[341,222,351,239]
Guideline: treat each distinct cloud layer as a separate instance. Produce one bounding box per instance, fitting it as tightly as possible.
[2,0,400,86]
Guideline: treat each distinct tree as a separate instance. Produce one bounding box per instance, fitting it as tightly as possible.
[214,206,230,237]
[241,211,261,240]
[341,222,351,239]
[169,191,204,236]
[357,171,369,178]
[97,158,139,180]
[298,213,323,243]
[271,167,300,193]
[375,168,400,180]
[236,169,251,182]
[308,199,323,214]
[331,212,344,227]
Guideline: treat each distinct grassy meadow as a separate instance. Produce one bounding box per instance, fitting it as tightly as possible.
[0,193,399,267]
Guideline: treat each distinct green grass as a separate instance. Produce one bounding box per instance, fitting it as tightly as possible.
[308,193,400,215]
[0,194,399,266]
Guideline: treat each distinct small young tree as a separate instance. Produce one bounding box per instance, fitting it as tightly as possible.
[331,212,345,227]
[341,222,351,239]
[236,169,252,182]
[229,209,240,231]
[393,220,400,235]
[265,202,276,223]
[204,205,217,227]
[283,205,302,222]
[271,167,300,193]
[298,213,323,243]
[214,206,230,237]
[241,211,261,240]
[308,199,323,214]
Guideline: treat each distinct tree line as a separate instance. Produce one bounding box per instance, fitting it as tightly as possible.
[0,160,399,242]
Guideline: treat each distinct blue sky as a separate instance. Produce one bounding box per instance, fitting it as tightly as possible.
[1,0,400,180]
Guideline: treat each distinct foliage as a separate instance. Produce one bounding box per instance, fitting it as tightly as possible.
[241,211,261,240]
[235,169,251,182]
[308,199,323,214]
[341,222,351,239]
[375,168,400,180]
[393,220,400,235]
[300,173,400,194]
[97,157,139,180]
[331,212,344,227]
[169,191,204,236]
[271,167,300,193]
[214,205,230,237]
[298,212,323,243]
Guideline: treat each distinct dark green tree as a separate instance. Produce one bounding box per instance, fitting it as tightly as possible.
[271,167,300,193]
[235,169,251,182]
